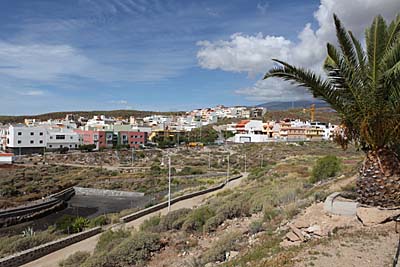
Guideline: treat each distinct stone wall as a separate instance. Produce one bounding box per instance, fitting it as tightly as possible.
[0,227,102,267]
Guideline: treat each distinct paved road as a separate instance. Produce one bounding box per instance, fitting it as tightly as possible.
[22,173,246,267]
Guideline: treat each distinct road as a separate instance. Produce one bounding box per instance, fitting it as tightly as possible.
[22,173,246,267]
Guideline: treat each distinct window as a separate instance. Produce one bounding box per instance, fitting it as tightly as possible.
[56,135,65,140]
[60,145,63,148]
[70,136,73,139]
[30,140,34,144]
[69,145,72,148]
[49,145,52,148]
[39,132,43,136]
[18,140,21,144]
[39,140,43,144]
[50,136,53,139]
[18,132,22,136]
[30,132,34,136]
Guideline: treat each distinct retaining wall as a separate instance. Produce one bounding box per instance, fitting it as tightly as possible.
[0,187,75,227]
[73,187,145,198]
[120,174,242,223]
[0,227,102,267]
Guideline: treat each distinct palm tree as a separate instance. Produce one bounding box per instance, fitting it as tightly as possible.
[264,14,400,207]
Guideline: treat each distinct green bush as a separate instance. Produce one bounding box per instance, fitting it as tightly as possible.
[217,200,250,220]
[59,251,90,267]
[0,232,56,257]
[203,214,225,232]
[310,155,342,183]
[201,231,241,264]
[71,217,89,233]
[89,215,110,227]
[95,229,131,253]
[249,220,264,235]
[85,231,162,267]
[158,208,191,231]
[140,214,161,232]
[182,206,215,232]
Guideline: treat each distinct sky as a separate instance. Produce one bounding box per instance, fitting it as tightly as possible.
[0,0,399,115]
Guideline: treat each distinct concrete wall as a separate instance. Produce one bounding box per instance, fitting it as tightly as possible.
[120,174,242,223]
[73,187,145,198]
[0,227,102,267]
[0,187,75,227]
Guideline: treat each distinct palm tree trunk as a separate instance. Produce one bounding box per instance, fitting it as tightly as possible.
[357,148,400,207]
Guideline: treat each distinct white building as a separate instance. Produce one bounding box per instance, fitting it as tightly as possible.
[5,124,47,154]
[46,128,80,150]
[0,153,14,164]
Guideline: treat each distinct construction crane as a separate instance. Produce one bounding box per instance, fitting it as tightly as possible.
[303,104,316,122]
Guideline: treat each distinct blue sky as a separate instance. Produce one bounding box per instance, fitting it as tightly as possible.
[1,0,399,115]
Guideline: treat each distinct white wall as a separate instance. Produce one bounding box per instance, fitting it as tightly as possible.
[8,126,46,148]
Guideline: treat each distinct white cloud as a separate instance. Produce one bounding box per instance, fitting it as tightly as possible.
[18,90,45,96]
[197,33,291,76]
[257,2,269,15]
[110,100,128,105]
[0,41,193,84]
[197,0,400,102]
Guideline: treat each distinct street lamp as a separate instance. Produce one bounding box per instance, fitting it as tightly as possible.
[226,154,230,183]
[244,153,247,173]
[168,155,171,212]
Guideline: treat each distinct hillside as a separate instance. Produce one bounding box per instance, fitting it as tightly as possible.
[0,110,184,124]
[257,100,330,110]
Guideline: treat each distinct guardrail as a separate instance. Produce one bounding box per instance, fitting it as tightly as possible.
[120,174,242,223]
[0,227,102,267]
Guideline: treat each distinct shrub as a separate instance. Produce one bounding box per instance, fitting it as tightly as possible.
[217,200,250,220]
[95,229,131,253]
[86,231,162,267]
[249,220,264,235]
[0,232,55,257]
[201,231,241,264]
[71,217,89,233]
[140,215,161,232]
[89,215,110,227]
[158,208,191,231]
[203,214,225,232]
[263,204,280,222]
[59,251,90,267]
[310,155,341,183]
[182,206,215,232]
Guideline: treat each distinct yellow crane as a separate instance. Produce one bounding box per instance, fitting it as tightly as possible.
[303,104,316,122]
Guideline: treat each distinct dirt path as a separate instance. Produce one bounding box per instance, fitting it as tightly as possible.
[21,174,246,267]
[294,221,398,267]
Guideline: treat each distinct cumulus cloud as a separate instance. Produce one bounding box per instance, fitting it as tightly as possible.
[197,0,400,102]
[197,33,291,76]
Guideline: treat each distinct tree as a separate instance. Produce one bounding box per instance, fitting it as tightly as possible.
[264,14,400,207]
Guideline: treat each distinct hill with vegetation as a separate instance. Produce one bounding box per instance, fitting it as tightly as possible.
[0,110,185,124]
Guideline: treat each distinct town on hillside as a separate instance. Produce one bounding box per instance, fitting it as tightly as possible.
[0,104,338,161]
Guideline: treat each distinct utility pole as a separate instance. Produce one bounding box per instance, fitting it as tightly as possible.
[261,154,263,168]
[168,155,171,212]
[131,147,134,167]
[244,153,247,173]
[226,154,230,182]
[208,151,211,170]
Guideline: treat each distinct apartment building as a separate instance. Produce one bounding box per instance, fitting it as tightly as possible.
[5,124,47,154]
[46,128,80,150]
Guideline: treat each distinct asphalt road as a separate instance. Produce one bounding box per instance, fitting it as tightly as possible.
[21,173,246,267]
